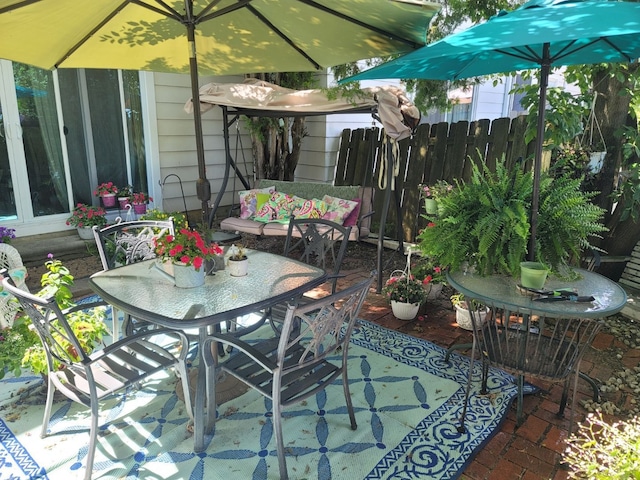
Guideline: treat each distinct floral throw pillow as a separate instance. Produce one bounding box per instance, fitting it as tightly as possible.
[321,195,358,225]
[238,186,275,219]
[343,198,362,227]
[254,192,302,223]
[293,198,328,219]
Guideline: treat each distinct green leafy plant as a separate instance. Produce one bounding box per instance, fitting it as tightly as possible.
[228,244,247,261]
[564,411,640,479]
[140,208,189,230]
[382,275,427,305]
[1,255,109,377]
[117,184,134,198]
[412,258,447,286]
[419,180,453,200]
[418,159,531,277]
[0,315,39,378]
[417,156,607,277]
[65,203,107,228]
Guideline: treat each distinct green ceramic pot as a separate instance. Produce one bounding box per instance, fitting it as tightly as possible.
[520,262,548,289]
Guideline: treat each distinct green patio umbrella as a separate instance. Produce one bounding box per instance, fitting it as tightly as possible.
[341,0,640,260]
[0,0,441,221]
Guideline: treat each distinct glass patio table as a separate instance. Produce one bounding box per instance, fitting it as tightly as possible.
[447,267,627,423]
[448,268,627,319]
[89,249,327,452]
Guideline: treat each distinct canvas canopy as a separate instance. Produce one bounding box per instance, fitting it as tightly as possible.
[186,78,420,141]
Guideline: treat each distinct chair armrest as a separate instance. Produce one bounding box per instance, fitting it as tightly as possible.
[204,334,277,372]
[62,300,109,316]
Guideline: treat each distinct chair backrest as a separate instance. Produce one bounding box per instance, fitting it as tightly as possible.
[93,218,174,270]
[0,243,28,290]
[1,272,91,373]
[277,275,372,368]
[283,218,351,292]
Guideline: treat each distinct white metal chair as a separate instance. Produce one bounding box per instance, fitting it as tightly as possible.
[1,270,193,480]
[0,243,29,328]
[203,275,372,480]
[93,218,174,339]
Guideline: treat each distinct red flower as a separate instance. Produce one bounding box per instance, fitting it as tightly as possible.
[154,228,222,270]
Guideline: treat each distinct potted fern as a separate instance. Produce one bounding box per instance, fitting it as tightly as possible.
[417,156,606,280]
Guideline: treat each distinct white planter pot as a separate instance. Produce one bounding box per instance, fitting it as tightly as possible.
[423,282,443,301]
[77,226,94,240]
[454,303,489,330]
[228,258,248,277]
[391,300,420,320]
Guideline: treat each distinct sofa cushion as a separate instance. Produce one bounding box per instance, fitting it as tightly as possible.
[343,198,362,227]
[293,198,328,219]
[238,186,275,219]
[321,195,358,225]
[220,217,265,236]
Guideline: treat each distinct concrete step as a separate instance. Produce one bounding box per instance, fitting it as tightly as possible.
[11,231,96,268]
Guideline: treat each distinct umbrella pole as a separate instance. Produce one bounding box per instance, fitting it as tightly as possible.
[187,21,211,225]
[528,43,550,262]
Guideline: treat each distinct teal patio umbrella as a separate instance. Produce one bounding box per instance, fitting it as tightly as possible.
[341,0,640,260]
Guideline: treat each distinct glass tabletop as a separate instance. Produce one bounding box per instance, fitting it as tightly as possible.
[447,268,627,319]
[89,249,327,329]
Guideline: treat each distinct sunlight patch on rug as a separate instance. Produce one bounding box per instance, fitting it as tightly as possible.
[0,319,532,480]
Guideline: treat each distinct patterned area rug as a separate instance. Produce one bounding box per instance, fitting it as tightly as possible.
[0,320,534,480]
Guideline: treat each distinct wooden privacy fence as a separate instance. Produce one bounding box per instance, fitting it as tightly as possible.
[335,115,539,244]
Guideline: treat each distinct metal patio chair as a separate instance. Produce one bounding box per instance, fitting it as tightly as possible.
[93,218,174,339]
[203,275,372,480]
[1,270,192,480]
[457,304,602,435]
[267,218,352,334]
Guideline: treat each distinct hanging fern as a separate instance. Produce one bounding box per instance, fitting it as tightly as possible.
[536,174,607,272]
[417,155,607,278]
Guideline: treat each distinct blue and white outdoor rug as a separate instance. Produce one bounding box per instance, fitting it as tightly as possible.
[0,320,534,480]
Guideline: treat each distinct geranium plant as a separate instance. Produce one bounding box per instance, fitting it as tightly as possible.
[66,203,107,228]
[0,226,16,243]
[93,182,118,196]
[154,228,223,270]
[118,184,134,198]
[412,258,447,286]
[131,192,153,204]
[419,180,453,200]
[382,275,427,305]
